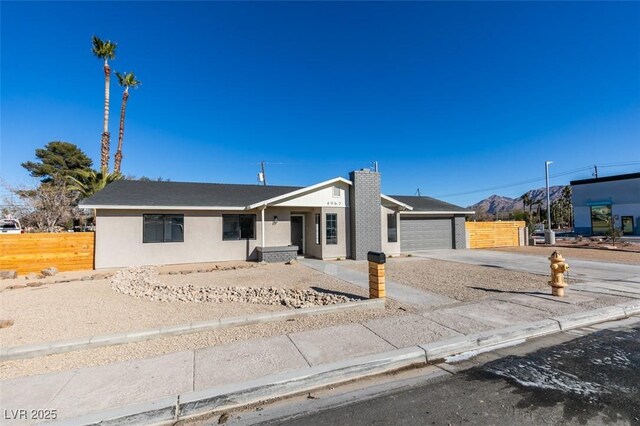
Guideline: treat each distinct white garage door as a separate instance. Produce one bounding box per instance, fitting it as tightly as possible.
[400,217,453,251]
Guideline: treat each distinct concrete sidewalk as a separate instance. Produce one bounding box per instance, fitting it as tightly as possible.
[299,258,456,308]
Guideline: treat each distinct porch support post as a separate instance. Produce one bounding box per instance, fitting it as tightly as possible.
[261,205,266,248]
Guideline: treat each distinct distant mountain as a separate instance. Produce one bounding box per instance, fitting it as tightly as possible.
[468,185,566,215]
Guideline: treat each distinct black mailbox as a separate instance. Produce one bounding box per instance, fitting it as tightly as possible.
[367,251,386,264]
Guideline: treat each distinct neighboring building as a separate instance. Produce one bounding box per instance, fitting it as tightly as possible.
[81,170,474,268]
[571,172,640,236]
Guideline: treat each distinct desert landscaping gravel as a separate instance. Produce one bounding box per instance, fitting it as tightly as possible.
[0,300,407,380]
[342,257,569,302]
[111,266,360,307]
[489,246,640,265]
[0,263,374,348]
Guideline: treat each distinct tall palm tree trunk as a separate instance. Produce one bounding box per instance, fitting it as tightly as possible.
[114,89,129,174]
[100,61,111,174]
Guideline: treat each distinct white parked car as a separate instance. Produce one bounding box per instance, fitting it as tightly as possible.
[0,219,23,234]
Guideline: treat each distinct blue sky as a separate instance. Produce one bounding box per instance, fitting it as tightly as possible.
[1,1,639,206]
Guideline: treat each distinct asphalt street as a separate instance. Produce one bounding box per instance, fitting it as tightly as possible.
[249,321,640,426]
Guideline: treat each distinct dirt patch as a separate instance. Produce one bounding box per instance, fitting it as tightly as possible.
[341,257,566,302]
[489,246,640,265]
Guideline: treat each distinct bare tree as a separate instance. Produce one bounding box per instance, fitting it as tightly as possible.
[2,180,79,232]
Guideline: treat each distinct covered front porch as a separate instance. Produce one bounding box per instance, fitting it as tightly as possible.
[255,206,347,262]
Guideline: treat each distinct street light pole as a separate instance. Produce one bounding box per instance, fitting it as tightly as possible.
[545,161,555,245]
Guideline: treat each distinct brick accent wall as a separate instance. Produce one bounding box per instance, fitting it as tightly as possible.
[257,246,298,263]
[349,170,382,260]
[453,215,466,249]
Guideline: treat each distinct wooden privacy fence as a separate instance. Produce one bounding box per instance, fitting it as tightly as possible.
[466,221,525,249]
[0,233,95,275]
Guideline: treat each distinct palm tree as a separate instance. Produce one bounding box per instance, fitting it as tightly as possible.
[113,71,141,174]
[67,170,123,199]
[519,192,532,227]
[91,36,117,175]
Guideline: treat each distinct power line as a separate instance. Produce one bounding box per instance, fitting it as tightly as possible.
[432,161,639,199]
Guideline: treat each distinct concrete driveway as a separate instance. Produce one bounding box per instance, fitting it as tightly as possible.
[409,249,640,284]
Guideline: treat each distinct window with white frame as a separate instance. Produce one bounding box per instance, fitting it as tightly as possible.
[315,213,321,244]
[326,213,337,245]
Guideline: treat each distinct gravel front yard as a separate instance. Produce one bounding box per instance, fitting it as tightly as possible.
[0,262,390,348]
[489,246,640,265]
[342,257,565,302]
[0,301,406,380]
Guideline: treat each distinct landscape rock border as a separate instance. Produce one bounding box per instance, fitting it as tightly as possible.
[111,266,360,308]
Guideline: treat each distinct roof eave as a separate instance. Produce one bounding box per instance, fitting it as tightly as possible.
[79,205,246,211]
[381,194,414,211]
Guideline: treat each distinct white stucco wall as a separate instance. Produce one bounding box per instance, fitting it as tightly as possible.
[320,207,349,259]
[572,176,640,235]
[274,183,350,208]
[95,208,291,268]
[303,208,323,259]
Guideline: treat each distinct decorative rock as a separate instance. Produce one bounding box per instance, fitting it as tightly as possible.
[110,266,358,309]
[285,259,297,265]
[0,319,14,329]
[25,273,43,280]
[6,284,27,290]
[0,270,17,280]
[91,273,110,280]
[41,267,59,277]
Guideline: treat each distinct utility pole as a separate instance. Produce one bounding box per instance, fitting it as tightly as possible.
[415,188,421,196]
[260,161,267,186]
[593,164,598,178]
[545,161,555,245]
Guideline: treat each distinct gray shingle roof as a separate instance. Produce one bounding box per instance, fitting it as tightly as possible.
[80,180,303,208]
[389,195,471,213]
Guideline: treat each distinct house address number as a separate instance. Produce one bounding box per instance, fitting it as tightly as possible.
[326,201,342,206]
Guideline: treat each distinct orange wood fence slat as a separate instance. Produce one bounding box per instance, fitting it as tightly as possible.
[0,233,95,275]
[465,221,525,249]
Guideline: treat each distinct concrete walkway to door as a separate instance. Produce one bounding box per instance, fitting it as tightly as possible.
[409,249,640,284]
[299,258,456,308]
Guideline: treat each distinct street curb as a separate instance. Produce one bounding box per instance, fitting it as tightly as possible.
[618,301,640,317]
[0,299,384,361]
[420,319,561,362]
[420,304,634,362]
[54,347,426,425]
[552,306,627,330]
[49,396,177,426]
[45,306,638,424]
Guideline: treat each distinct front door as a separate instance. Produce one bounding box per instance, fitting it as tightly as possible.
[622,216,634,235]
[291,215,304,255]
